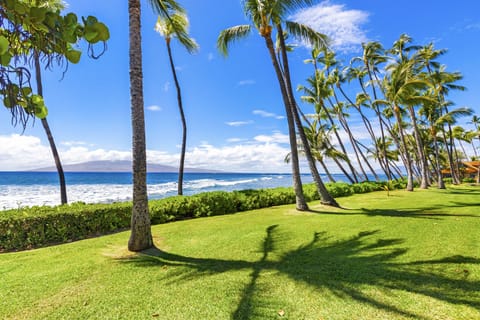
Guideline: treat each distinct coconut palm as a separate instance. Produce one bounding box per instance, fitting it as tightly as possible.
[218,0,335,209]
[155,11,198,196]
[128,0,185,251]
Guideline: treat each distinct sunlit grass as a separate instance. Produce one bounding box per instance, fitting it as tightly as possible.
[1,186,479,319]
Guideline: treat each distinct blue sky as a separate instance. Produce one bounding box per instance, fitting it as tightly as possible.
[1,0,479,172]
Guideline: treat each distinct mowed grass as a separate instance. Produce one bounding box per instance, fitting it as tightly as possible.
[1,186,479,320]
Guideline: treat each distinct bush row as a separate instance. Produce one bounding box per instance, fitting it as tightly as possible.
[0,180,405,252]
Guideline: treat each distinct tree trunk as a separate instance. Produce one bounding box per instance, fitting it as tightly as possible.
[34,51,68,205]
[166,41,186,196]
[276,24,338,207]
[408,106,429,189]
[262,33,308,211]
[394,107,414,191]
[432,132,445,189]
[128,0,153,251]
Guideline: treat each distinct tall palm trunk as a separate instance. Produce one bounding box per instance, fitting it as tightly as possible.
[432,130,446,189]
[365,62,392,179]
[276,24,338,207]
[262,32,308,211]
[34,51,67,205]
[128,0,153,251]
[407,106,429,188]
[394,107,414,191]
[441,129,459,184]
[165,38,187,196]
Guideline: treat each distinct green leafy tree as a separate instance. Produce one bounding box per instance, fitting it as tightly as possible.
[155,11,198,196]
[1,0,109,204]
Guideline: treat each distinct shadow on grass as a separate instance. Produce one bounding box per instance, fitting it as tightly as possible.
[309,203,480,220]
[117,227,480,319]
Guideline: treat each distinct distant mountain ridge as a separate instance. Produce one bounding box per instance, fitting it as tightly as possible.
[31,160,221,173]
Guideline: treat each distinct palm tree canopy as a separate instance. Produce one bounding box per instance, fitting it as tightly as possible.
[155,11,199,54]
[217,25,252,56]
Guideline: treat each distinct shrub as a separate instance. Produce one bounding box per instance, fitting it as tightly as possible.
[1,180,406,252]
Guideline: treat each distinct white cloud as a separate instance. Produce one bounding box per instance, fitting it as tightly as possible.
[291,1,369,52]
[238,80,256,86]
[207,52,215,61]
[253,109,285,120]
[147,105,162,112]
[60,140,89,147]
[254,131,289,144]
[225,120,253,127]
[0,133,294,173]
[0,134,52,170]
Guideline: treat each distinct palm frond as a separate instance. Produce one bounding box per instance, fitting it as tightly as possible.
[155,12,199,53]
[217,25,251,56]
[285,21,330,50]
[148,0,184,18]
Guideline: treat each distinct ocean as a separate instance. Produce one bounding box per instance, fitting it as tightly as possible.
[0,172,319,210]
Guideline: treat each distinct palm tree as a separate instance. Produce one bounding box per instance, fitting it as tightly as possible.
[128,0,153,251]
[218,0,333,210]
[155,11,198,196]
[274,20,337,206]
[128,0,185,251]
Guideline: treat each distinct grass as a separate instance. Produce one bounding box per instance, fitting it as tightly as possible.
[1,185,479,320]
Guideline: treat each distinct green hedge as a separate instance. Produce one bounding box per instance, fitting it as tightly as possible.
[0,180,403,252]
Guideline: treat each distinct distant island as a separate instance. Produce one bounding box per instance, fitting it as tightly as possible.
[31,160,222,173]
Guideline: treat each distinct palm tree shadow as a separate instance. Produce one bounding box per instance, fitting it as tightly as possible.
[116,227,480,319]
[308,205,480,219]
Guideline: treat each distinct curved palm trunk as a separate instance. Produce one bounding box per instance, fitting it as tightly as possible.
[262,33,308,211]
[407,106,429,188]
[276,24,338,207]
[365,62,393,180]
[394,107,414,191]
[441,129,460,184]
[337,85,389,179]
[128,0,153,251]
[165,39,186,196]
[34,51,67,205]
[432,132,446,189]
[321,104,360,183]
[318,158,336,183]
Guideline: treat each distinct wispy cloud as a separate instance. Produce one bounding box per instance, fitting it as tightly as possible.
[227,138,247,143]
[60,141,89,147]
[290,1,369,52]
[253,109,285,120]
[163,82,170,92]
[237,79,256,86]
[207,52,215,61]
[450,19,480,32]
[225,120,254,127]
[147,105,162,112]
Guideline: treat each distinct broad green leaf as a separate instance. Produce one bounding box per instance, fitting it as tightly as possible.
[30,7,47,24]
[65,13,78,26]
[14,2,27,14]
[34,105,48,119]
[65,49,81,64]
[0,36,9,55]
[84,22,110,43]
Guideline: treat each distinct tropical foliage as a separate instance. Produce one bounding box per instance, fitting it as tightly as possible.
[298,34,476,191]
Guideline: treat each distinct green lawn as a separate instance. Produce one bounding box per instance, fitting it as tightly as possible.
[1,186,479,319]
